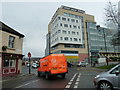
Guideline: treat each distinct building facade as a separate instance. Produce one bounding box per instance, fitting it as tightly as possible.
[0,22,24,76]
[86,22,120,63]
[45,5,95,63]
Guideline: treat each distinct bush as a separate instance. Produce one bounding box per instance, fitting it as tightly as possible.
[97,64,117,69]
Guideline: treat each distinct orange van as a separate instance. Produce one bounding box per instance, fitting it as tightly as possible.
[38,54,68,79]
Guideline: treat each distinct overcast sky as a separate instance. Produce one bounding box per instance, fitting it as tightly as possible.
[1,1,118,57]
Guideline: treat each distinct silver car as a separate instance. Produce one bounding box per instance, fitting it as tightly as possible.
[94,64,120,90]
[77,61,88,67]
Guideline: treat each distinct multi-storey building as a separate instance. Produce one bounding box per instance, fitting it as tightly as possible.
[0,21,24,76]
[45,5,95,63]
[86,22,120,63]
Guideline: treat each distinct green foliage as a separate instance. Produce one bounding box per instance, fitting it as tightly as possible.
[97,64,117,69]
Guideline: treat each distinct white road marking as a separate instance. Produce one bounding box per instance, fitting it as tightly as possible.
[14,79,39,89]
[73,73,81,88]
[65,73,77,88]
[70,79,74,82]
[76,78,80,81]
[68,82,72,85]
[74,85,78,88]
[75,82,79,85]
[65,85,71,88]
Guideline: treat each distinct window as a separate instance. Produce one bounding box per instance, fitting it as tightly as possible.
[61,37,63,40]
[73,25,77,29]
[70,25,72,28]
[77,32,79,35]
[61,50,78,54]
[64,37,68,41]
[70,38,72,41]
[10,60,16,67]
[68,18,70,21]
[79,38,81,41]
[70,14,75,18]
[4,59,9,67]
[64,24,68,27]
[64,13,69,17]
[110,66,120,74]
[72,31,75,35]
[63,30,67,34]
[58,30,61,33]
[8,36,15,48]
[60,23,62,26]
[68,31,70,34]
[4,59,16,67]
[78,26,80,29]
[62,17,66,21]
[58,17,61,20]
[76,20,78,23]
[71,19,75,22]
[65,44,82,48]
[74,38,77,41]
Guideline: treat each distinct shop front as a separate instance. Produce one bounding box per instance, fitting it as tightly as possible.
[2,53,23,76]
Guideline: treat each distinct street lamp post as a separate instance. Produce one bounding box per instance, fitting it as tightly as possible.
[97,25,108,65]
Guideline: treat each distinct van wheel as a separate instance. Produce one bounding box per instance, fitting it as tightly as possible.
[62,74,65,78]
[45,73,49,79]
[98,81,113,90]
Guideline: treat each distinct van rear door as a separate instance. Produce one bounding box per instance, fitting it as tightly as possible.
[50,55,67,74]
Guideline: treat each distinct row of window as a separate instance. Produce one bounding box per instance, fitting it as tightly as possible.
[52,50,78,54]
[64,13,83,20]
[64,44,84,48]
[60,23,81,29]
[51,23,81,32]
[51,37,81,44]
[58,16,79,23]
[51,44,85,50]
[51,30,80,38]
[61,37,81,42]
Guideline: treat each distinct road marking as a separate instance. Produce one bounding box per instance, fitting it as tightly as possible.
[65,85,71,88]
[73,73,81,88]
[65,73,77,88]
[75,82,79,85]
[14,79,39,89]
[68,82,72,85]
[74,85,78,88]
[76,78,80,81]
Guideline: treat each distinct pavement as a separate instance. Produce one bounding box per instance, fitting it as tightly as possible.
[1,73,35,83]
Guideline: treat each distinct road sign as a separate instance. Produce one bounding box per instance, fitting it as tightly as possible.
[28,52,31,57]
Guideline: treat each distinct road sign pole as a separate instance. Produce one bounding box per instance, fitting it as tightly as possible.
[29,57,31,74]
[28,52,31,74]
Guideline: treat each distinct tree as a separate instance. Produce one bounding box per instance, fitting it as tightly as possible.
[104,2,118,25]
[104,1,120,46]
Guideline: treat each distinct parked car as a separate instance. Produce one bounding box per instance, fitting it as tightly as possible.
[94,64,120,90]
[77,61,88,67]
[32,63,39,68]
[67,62,74,67]
[26,63,30,67]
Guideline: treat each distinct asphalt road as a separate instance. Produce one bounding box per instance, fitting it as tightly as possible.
[2,65,104,89]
